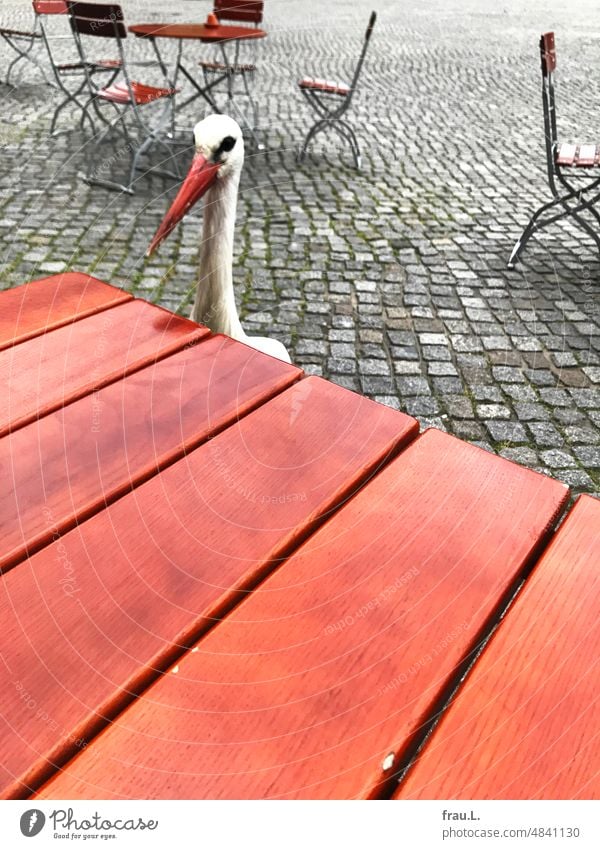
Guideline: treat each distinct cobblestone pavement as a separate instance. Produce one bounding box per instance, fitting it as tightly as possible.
[1,0,599,495]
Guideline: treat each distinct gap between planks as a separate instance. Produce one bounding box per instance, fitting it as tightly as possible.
[24,412,420,800]
[370,496,571,800]
[1,350,303,577]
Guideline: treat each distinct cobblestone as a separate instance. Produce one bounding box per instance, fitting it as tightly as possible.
[0,0,598,496]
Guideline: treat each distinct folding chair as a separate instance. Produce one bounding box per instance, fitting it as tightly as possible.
[0,10,52,86]
[33,1,121,136]
[66,2,180,194]
[199,0,264,143]
[508,32,600,268]
[297,11,376,169]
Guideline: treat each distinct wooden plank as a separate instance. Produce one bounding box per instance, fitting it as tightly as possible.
[0,334,301,575]
[576,144,597,167]
[37,429,569,800]
[0,273,132,352]
[0,377,417,799]
[556,143,576,167]
[395,494,600,800]
[0,298,208,438]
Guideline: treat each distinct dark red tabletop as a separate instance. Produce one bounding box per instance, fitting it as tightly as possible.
[2,273,597,802]
[129,23,267,43]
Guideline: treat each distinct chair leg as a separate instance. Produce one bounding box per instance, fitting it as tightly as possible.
[241,70,259,129]
[127,134,155,188]
[509,183,600,267]
[49,80,89,137]
[567,208,600,258]
[298,118,331,162]
[49,95,71,136]
[63,78,97,136]
[335,118,361,168]
[5,51,27,87]
[83,96,181,193]
[228,94,263,150]
[299,116,361,168]
[89,96,119,130]
[79,97,98,134]
[151,132,183,179]
[5,42,53,88]
[555,174,600,259]
[507,190,573,268]
[83,110,135,194]
[578,203,600,231]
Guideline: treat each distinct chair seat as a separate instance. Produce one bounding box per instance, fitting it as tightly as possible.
[556,142,600,167]
[0,27,41,39]
[299,76,350,96]
[199,60,256,74]
[96,80,178,105]
[57,59,121,74]
[93,59,122,70]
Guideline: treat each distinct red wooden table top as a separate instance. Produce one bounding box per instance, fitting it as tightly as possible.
[0,274,597,801]
[0,272,131,352]
[395,494,600,800]
[129,23,267,42]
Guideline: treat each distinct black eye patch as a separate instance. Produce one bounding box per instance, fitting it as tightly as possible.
[213,135,237,160]
[220,136,236,152]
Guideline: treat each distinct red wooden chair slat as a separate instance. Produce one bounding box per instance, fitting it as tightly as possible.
[37,429,568,800]
[96,80,178,105]
[0,335,301,576]
[299,77,351,96]
[540,30,556,74]
[396,494,600,800]
[0,299,207,439]
[0,273,132,352]
[555,143,576,166]
[576,144,598,166]
[0,377,417,798]
[32,1,68,14]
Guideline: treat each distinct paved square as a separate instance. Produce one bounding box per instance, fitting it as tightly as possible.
[1,0,598,494]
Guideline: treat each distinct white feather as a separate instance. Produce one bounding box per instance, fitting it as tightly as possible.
[190,115,291,363]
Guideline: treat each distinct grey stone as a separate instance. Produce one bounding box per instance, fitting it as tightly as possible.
[528,422,564,448]
[539,450,578,469]
[485,421,528,443]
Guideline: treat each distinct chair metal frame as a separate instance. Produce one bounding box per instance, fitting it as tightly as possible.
[66,1,180,194]
[0,12,53,87]
[33,0,120,136]
[297,11,376,169]
[508,31,600,268]
[200,0,264,145]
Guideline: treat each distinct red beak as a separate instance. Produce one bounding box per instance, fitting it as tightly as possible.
[147,153,221,255]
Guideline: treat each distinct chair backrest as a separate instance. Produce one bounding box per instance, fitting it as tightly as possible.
[66,1,126,39]
[540,32,557,159]
[349,11,376,93]
[66,1,131,101]
[32,1,70,85]
[33,1,68,13]
[214,0,263,26]
[540,30,556,77]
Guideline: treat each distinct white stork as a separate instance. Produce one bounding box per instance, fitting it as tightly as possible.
[147,114,291,363]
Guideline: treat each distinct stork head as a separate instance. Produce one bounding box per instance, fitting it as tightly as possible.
[147,114,244,255]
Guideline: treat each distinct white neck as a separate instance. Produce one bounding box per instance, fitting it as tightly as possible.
[190,170,246,340]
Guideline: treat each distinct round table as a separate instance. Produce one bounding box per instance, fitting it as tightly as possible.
[129,23,267,140]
